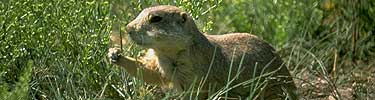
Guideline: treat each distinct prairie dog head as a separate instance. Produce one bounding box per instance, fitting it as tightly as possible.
[126,5,198,50]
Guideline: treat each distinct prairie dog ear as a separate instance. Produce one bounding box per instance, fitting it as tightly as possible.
[180,12,188,23]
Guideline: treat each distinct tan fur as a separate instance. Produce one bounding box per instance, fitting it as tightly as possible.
[108,5,297,99]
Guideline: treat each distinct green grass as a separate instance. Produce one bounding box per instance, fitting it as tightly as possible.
[1,0,374,99]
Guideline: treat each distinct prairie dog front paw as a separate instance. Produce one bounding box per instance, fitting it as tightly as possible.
[108,48,122,63]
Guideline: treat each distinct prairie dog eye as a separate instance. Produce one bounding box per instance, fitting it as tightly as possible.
[150,16,162,23]
[180,12,187,23]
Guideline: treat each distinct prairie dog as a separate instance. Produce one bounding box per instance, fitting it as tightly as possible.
[108,5,297,99]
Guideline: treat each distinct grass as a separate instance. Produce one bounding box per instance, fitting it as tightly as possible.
[1,0,374,99]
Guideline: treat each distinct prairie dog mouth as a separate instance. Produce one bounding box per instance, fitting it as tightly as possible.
[128,34,149,46]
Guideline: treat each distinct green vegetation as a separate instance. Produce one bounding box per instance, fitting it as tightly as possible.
[1,0,374,99]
